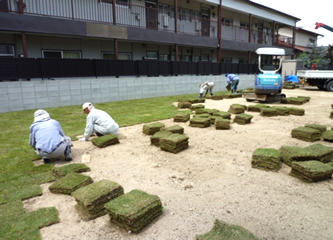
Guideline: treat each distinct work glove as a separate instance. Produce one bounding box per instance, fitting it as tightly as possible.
[79,137,86,141]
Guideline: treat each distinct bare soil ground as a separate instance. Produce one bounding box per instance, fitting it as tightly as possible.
[24,87,333,240]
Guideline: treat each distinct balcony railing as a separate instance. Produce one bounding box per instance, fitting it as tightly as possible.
[2,0,291,45]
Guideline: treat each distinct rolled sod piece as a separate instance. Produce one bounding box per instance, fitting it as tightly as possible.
[289,160,333,182]
[288,107,305,116]
[92,134,119,148]
[49,173,93,195]
[215,118,231,130]
[72,179,124,221]
[251,148,281,171]
[247,104,269,112]
[304,124,327,134]
[104,189,163,233]
[233,113,253,125]
[177,102,191,109]
[189,116,211,128]
[288,97,307,105]
[173,112,190,122]
[142,122,165,135]
[304,143,333,163]
[322,130,333,142]
[160,133,189,153]
[228,104,247,114]
[279,146,315,166]
[274,106,290,116]
[195,108,220,115]
[260,107,278,117]
[291,127,321,142]
[211,95,223,100]
[150,131,173,147]
[213,111,231,119]
[196,219,259,240]
[53,163,91,178]
[190,104,205,110]
[221,93,233,99]
[160,125,184,134]
[297,96,310,102]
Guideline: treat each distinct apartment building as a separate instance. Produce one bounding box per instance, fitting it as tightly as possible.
[0,0,305,63]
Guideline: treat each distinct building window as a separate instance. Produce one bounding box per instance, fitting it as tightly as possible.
[100,0,128,5]
[239,58,248,63]
[42,50,81,59]
[159,54,169,61]
[201,54,209,61]
[0,45,15,57]
[146,51,158,60]
[102,52,131,60]
[240,22,249,30]
[222,18,233,27]
[193,56,200,62]
[221,57,232,63]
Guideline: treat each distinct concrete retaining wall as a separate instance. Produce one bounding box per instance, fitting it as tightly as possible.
[0,74,255,113]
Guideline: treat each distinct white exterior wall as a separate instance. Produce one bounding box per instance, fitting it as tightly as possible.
[0,74,256,113]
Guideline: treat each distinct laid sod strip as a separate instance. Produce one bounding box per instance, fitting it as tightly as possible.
[288,107,305,116]
[228,104,247,114]
[105,189,163,233]
[160,133,189,153]
[211,95,224,100]
[91,134,120,148]
[288,97,308,105]
[291,127,321,142]
[0,207,59,239]
[247,104,269,112]
[290,161,333,182]
[160,125,184,134]
[0,200,25,219]
[72,179,124,221]
[0,184,43,205]
[275,106,290,116]
[177,102,191,109]
[173,112,190,122]
[215,118,231,130]
[190,104,205,110]
[178,97,204,104]
[304,124,327,134]
[213,111,231,119]
[303,143,333,163]
[150,131,173,147]
[53,163,91,178]
[279,146,315,166]
[251,148,282,171]
[233,113,253,125]
[49,173,93,195]
[260,108,278,117]
[322,130,333,142]
[142,122,165,135]
[189,117,211,128]
[196,219,259,240]
[4,228,41,240]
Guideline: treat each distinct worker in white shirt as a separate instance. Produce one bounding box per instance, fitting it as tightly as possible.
[199,81,215,98]
[79,102,119,141]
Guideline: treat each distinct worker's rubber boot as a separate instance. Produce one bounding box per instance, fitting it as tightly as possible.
[199,93,203,98]
[64,146,73,161]
[43,158,51,164]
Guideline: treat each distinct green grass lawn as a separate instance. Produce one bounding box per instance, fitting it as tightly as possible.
[2,91,228,238]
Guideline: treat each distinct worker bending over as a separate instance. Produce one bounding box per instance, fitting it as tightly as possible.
[199,81,215,98]
[79,102,119,141]
[225,74,240,93]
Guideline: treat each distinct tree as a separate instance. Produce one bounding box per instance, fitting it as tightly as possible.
[325,44,333,63]
[298,44,330,70]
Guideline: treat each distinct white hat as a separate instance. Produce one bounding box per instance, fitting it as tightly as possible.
[34,109,50,122]
[82,102,95,112]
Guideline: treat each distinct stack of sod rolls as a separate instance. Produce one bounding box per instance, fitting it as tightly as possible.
[142,122,165,135]
[260,108,278,117]
[233,113,253,125]
[49,173,93,195]
[214,118,231,130]
[189,116,210,128]
[196,219,259,240]
[91,134,119,148]
[71,179,124,221]
[291,127,322,142]
[160,125,184,134]
[251,148,282,171]
[177,102,191,109]
[173,112,190,122]
[279,146,315,167]
[228,104,247,114]
[150,131,172,147]
[104,189,163,233]
[290,161,333,182]
[160,133,189,153]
